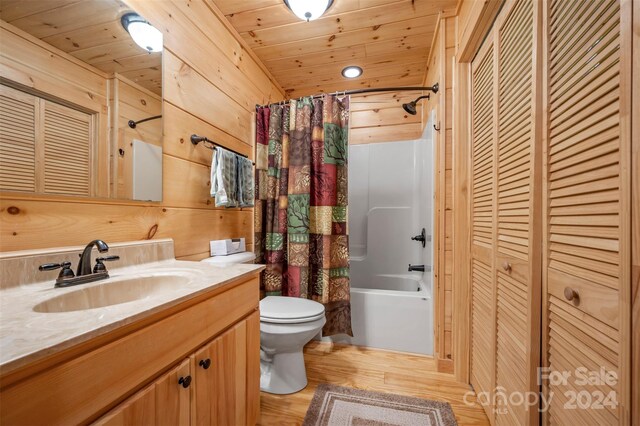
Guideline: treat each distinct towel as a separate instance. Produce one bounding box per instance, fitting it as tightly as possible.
[237,155,254,207]
[211,147,238,207]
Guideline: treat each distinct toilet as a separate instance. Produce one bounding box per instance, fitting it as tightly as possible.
[201,252,326,395]
[259,296,325,394]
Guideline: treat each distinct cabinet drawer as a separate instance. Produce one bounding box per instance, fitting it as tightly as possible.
[0,277,258,425]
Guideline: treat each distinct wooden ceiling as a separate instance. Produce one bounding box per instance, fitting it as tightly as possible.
[0,0,162,95]
[214,0,457,97]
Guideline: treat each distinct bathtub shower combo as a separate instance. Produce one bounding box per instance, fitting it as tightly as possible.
[326,123,435,355]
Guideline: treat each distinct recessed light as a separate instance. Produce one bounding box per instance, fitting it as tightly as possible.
[283,0,334,22]
[342,66,363,79]
[121,13,163,53]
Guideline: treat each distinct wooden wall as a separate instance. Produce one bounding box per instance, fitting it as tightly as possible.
[0,0,284,260]
[422,16,456,367]
[350,90,426,145]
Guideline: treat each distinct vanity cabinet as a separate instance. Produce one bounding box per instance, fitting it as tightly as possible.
[95,359,191,426]
[96,311,260,426]
[0,274,261,426]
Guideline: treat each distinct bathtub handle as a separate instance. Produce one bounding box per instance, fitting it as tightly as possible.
[411,228,427,248]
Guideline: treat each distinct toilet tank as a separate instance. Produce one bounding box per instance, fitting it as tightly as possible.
[200,251,256,266]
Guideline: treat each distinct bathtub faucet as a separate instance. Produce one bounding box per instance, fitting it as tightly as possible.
[408,264,425,272]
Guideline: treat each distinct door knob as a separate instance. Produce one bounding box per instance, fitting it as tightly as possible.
[178,375,192,388]
[502,262,512,272]
[564,287,579,304]
[199,358,211,370]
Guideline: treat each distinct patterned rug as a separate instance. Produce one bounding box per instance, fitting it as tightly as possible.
[302,384,458,426]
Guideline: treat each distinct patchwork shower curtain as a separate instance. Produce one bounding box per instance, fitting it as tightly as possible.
[255,95,352,336]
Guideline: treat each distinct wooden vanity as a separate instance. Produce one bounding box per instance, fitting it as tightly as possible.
[0,240,262,426]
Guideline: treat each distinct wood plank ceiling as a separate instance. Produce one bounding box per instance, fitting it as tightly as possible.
[214,0,457,98]
[0,0,162,95]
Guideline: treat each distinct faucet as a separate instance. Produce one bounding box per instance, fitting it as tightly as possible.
[77,239,110,276]
[40,239,119,288]
[408,264,425,272]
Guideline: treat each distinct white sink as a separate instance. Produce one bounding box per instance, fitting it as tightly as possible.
[33,274,188,313]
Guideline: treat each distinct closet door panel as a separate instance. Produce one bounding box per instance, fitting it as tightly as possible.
[470,36,497,423]
[495,0,540,424]
[544,0,629,422]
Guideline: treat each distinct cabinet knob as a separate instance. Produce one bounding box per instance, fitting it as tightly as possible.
[178,375,192,388]
[502,262,512,272]
[199,358,211,370]
[564,287,579,303]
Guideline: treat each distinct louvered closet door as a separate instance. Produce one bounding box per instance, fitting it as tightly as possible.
[494,0,540,425]
[43,100,92,196]
[0,85,38,192]
[0,84,93,197]
[470,34,497,423]
[544,0,630,423]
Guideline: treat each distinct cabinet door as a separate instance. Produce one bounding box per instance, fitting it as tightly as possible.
[95,358,191,426]
[543,0,630,423]
[193,319,248,426]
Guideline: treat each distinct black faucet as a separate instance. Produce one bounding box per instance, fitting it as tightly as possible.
[39,239,119,288]
[408,264,425,272]
[77,239,110,276]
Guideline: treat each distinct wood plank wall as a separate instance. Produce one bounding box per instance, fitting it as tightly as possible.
[422,16,456,367]
[0,0,284,260]
[350,91,426,144]
[633,0,639,420]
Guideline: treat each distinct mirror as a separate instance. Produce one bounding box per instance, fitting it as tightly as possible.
[0,0,163,201]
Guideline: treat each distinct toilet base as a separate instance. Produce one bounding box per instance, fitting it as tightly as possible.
[260,349,308,394]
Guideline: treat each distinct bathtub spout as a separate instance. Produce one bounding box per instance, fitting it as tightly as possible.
[408,264,425,272]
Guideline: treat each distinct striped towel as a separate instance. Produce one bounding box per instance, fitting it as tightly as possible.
[237,156,254,207]
[211,147,238,207]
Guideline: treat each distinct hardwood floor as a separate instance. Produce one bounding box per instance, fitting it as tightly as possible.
[258,341,490,425]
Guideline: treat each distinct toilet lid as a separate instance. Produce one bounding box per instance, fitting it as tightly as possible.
[260,296,325,323]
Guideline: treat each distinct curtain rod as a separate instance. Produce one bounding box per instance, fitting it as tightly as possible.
[255,84,439,108]
[128,114,162,129]
[190,134,255,165]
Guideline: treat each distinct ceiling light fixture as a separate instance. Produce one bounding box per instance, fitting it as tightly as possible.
[283,0,334,22]
[342,66,363,79]
[121,13,163,53]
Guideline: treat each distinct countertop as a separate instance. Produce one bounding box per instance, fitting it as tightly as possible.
[0,259,264,375]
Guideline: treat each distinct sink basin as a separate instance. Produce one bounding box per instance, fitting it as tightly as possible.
[33,275,188,313]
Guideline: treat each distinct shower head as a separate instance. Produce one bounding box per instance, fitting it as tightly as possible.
[402,101,417,115]
[402,94,430,115]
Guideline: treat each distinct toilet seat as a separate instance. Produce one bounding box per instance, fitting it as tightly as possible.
[260,296,325,324]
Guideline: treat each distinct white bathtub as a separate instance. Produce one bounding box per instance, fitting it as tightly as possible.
[323,274,433,355]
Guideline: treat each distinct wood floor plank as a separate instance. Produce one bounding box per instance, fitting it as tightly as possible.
[258,341,490,426]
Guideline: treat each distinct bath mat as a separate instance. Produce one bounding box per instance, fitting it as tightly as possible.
[302,384,458,426]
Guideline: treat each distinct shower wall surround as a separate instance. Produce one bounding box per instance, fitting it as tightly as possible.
[325,127,434,355]
[0,1,284,258]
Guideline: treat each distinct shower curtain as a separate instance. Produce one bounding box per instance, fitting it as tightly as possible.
[255,94,352,337]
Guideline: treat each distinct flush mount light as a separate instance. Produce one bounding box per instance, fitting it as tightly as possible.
[341,66,363,79]
[121,13,163,53]
[283,0,334,22]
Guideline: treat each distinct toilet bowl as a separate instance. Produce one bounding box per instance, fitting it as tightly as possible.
[259,296,326,394]
[200,254,326,395]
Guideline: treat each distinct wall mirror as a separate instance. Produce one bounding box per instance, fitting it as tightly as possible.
[0,0,163,201]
